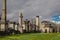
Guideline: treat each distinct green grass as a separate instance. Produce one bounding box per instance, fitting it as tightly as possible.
[0,33,60,40]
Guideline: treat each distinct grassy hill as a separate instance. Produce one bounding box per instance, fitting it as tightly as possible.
[0,33,60,40]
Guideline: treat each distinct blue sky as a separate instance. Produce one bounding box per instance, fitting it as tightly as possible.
[52,14,60,22]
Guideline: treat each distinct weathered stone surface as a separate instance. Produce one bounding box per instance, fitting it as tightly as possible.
[19,13,23,33]
[0,0,6,31]
[36,16,39,32]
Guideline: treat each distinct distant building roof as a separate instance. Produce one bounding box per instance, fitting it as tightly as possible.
[41,21,56,28]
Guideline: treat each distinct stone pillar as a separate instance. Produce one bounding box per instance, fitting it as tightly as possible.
[33,19,36,32]
[1,0,6,22]
[0,0,6,31]
[28,20,30,32]
[30,19,33,32]
[19,13,23,33]
[25,19,30,32]
[30,19,36,32]
[29,22,31,32]
[57,24,60,33]
[35,16,39,32]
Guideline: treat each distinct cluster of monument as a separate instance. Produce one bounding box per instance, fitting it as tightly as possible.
[0,0,60,35]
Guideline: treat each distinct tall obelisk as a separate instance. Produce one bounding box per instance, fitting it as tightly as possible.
[1,0,6,22]
[19,12,23,33]
[1,0,6,31]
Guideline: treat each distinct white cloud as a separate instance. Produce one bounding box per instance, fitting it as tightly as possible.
[59,16,60,18]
